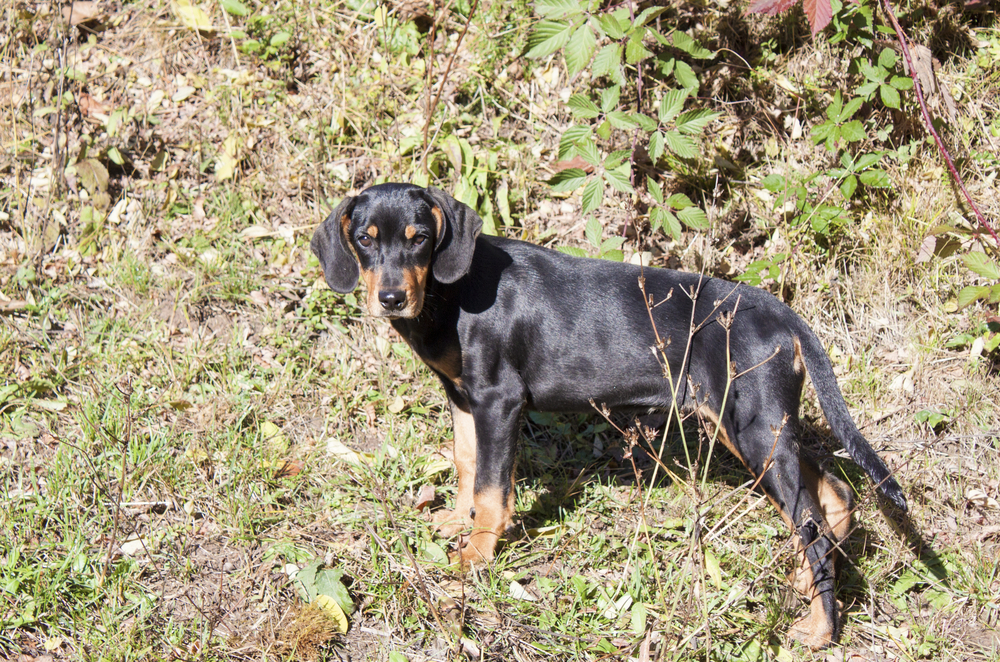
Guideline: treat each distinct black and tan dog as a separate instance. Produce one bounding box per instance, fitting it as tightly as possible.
[311,183,907,649]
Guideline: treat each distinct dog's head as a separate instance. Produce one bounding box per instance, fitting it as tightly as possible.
[310,183,482,318]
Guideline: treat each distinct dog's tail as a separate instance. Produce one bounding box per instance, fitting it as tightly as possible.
[796,321,908,512]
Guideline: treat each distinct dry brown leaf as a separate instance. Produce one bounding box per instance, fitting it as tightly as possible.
[77,91,109,117]
[415,484,436,511]
[551,156,594,173]
[63,1,102,26]
[274,459,304,479]
[903,44,957,121]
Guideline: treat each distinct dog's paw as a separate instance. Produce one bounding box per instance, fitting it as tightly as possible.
[789,613,834,650]
[458,530,498,567]
[431,508,472,538]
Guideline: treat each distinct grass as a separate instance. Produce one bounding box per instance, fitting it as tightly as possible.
[2,0,1000,659]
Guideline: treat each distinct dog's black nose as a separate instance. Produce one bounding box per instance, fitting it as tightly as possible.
[379,290,407,311]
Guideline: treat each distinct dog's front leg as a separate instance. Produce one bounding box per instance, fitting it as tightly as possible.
[459,385,523,567]
[432,399,477,537]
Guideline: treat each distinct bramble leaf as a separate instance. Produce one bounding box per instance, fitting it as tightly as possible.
[965,253,1000,280]
[568,94,600,119]
[663,131,697,159]
[535,0,582,19]
[604,167,634,194]
[565,24,597,76]
[549,168,588,192]
[581,178,604,213]
[526,20,573,59]
[658,89,688,124]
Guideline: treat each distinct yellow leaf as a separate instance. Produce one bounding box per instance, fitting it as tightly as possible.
[315,594,349,634]
[388,395,405,413]
[261,421,288,451]
[326,438,373,466]
[173,0,213,31]
[215,133,242,181]
[185,444,209,462]
[704,548,723,589]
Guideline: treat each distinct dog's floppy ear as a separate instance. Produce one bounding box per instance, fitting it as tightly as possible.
[422,187,482,284]
[310,195,359,293]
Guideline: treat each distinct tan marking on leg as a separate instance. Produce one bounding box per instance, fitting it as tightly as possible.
[405,225,417,239]
[788,558,836,649]
[400,265,428,317]
[785,464,850,649]
[366,225,378,239]
[432,404,476,538]
[361,268,381,314]
[697,405,837,648]
[802,462,853,541]
[430,206,444,241]
[461,486,514,566]
[792,336,805,377]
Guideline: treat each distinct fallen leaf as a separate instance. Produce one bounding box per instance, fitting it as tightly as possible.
[314,594,349,634]
[75,158,109,195]
[0,300,28,313]
[261,421,288,451]
[63,1,101,25]
[551,156,595,173]
[173,0,213,31]
[388,395,405,413]
[120,535,147,556]
[461,637,482,660]
[172,86,196,103]
[414,484,436,511]
[326,438,373,466]
[78,91,109,117]
[914,235,937,263]
[240,225,275,239]
[967,488,1000,510]
[274,459,304,479]
[215,133,242,181]
[904,44,958,121]
[509,580,538,602]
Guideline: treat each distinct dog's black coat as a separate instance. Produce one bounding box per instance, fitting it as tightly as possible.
[311,183,907,648]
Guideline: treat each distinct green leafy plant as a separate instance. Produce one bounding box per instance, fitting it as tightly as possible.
[855,47,914,110]
[825,150,890,199]
[914,408,953,432]
[811,91,866,152]
[528,0,718,242]
[558,216,626,261]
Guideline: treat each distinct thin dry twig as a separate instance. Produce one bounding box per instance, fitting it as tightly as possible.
[420,0,481,172]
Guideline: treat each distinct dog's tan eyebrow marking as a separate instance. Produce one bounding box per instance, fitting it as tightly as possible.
[405,225,417,239]
[367,226,378,239]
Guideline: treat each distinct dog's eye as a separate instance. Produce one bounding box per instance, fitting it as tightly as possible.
[358,235,373,248]
[413,236,427,247]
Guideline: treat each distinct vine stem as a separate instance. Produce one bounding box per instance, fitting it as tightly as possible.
[878,0,999,249]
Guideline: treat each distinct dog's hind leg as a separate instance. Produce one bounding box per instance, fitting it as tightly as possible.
[741,421,842,649]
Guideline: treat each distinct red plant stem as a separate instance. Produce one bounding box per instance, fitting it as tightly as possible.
[878,0,999,249]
